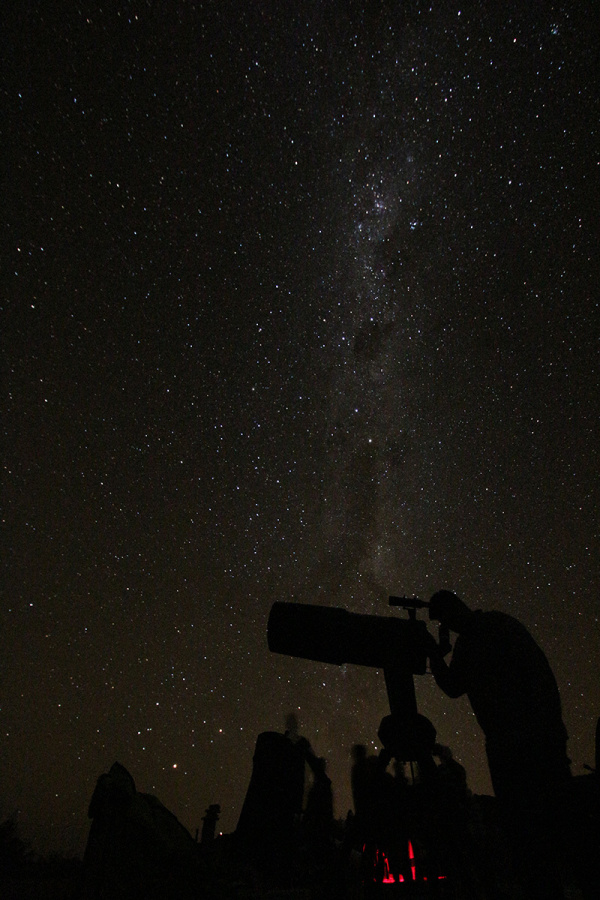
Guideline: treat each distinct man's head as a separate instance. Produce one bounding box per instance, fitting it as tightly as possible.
[428,590,472,632]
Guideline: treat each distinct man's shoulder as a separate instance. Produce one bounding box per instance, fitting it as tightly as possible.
[467,611,542,659]
[466,610,530,641]
[472,609,522,628]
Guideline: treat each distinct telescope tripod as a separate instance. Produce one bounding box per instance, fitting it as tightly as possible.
[359,666,452,896]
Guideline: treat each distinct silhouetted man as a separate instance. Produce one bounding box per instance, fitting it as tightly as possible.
[200,804,220,844]
[427,590,571,898]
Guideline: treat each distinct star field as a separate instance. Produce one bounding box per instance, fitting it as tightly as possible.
[3,1,599,854]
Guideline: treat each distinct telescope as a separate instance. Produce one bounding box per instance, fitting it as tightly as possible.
[268,600,429,673]
[267,598,435,720]
[267,598,454,885]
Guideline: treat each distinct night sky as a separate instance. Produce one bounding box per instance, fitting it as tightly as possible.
[3,1,599,855]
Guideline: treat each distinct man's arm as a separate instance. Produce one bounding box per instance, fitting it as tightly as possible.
[427,638,467,698]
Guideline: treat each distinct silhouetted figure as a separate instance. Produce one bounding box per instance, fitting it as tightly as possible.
[433,743,468,799]
[427,590,571,899]
[200,804,220,844]
[81,762,198,899]
[235,730,306,883]
[429,744,488,898]
[284,712,301,742]
[350,744,371,829]
[569,715,600,899]
[300,754,335,883]
[349,745,378,878]
[304,756,333,839]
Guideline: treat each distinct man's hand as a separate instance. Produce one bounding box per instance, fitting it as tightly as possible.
[426,633,465,698]
[424,630,442,661]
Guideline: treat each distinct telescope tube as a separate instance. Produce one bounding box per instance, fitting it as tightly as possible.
[267,601,428,674]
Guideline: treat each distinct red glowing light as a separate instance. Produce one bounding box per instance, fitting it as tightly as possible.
[365,842,446,885]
